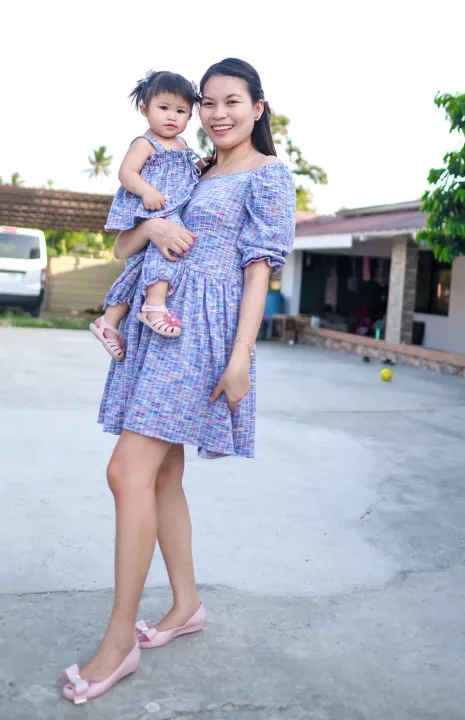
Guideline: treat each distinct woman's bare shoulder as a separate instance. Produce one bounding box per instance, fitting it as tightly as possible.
[254,155,281,169]
[259,155,281,167]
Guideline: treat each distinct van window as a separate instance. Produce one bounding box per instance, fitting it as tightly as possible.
[0,233,41,260]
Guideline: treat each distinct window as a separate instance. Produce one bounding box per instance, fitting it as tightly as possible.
[0,233,40,260]
[415,252,452,316]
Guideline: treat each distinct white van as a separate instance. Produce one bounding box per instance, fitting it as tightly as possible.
[0,226,47,317]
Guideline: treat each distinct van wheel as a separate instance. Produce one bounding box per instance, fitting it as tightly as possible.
[29,305,42,318]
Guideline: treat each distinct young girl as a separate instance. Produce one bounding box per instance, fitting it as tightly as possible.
[90,70,202,361]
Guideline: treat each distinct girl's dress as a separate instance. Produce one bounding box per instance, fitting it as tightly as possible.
[99,162,296,459]
[104,134,201,305]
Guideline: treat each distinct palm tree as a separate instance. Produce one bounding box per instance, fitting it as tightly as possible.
[85,146,113,178]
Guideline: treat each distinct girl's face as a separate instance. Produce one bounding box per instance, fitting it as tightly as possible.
[141,93,191,138]
[200,76,264,150]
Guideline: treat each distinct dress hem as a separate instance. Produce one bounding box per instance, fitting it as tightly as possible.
[98,420,254,460]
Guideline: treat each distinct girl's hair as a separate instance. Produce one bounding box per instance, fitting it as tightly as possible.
[129,70,200,110]
[199,58,276,171]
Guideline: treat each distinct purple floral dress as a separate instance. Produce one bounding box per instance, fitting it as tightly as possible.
[98,162,295,459]
[104,134,202,306]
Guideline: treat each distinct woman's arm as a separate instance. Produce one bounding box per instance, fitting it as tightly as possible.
[209,260,271,411]
[113,218,198,261]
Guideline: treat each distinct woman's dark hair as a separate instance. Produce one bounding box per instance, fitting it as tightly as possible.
[199,58,276,171]
[129,70,200,111]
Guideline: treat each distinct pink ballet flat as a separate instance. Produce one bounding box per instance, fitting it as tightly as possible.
[136,603,206,649]
[60,642,140,705]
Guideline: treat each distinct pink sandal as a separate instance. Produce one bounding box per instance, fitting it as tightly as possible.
[137,303,182,338]
[135,603,206,649]
[60,642,140,704]
[89,317,125,361]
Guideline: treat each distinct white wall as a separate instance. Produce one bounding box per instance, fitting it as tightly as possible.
[281,250,303,315]
[414,256,465,355]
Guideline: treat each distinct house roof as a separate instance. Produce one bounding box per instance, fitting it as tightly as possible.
[0,186,113,233]
[296,200,427,238]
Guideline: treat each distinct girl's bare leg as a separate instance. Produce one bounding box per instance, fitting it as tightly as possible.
[79,430,171,681]
[152,444,201,630]
[95,303,129,341]
[145,280,170,323]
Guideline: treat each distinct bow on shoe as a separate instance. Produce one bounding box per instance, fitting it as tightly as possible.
[135,619,157,642]
[63,664,89,704]
[167,312,181,329]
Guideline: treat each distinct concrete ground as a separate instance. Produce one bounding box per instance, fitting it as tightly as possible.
[1,327,465,720]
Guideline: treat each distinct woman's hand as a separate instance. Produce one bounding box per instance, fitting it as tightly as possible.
[143,218,198,261]
[209,352,252,412]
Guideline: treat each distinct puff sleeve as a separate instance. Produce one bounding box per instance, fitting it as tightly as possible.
[238,162,295,273]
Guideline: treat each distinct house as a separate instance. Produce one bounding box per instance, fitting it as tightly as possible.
[281,201,465,356]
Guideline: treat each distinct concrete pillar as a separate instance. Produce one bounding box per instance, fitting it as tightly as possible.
[280,250,303,315]
[385,235,418,344]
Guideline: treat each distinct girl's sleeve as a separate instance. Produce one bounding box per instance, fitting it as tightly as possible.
[238,162,296,273]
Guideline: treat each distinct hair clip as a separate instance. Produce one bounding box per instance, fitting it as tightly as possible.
[137,69,153,86]
[190,80,202,103]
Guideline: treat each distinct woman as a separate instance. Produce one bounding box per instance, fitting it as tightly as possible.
[61,58,295,704]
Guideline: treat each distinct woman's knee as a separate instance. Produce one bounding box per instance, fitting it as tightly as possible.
[107,432,172,496]
[106,457,126,495]
[107,455,159,496]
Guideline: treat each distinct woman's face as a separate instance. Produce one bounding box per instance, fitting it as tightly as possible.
[200,75,263,150]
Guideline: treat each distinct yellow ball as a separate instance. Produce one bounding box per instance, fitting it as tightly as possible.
[380,368,393,382]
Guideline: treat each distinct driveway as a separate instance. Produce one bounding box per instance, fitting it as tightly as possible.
[1,327,465,719]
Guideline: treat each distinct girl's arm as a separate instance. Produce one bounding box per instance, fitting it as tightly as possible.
[118,138,166,210]
[209,260,271,411]
[114,218,198,261]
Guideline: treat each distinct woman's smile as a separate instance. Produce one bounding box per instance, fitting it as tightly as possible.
[211,124,234,135]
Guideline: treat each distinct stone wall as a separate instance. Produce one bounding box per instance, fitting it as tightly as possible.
[296,324,465,377]
[385,236,419,344]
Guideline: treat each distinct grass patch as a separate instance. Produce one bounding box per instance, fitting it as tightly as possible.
[0,312,94,330]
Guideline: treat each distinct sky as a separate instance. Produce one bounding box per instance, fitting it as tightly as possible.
[1,0,464,215]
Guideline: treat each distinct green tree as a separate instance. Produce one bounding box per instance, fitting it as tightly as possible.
[0,172,26,185]
[271,113,327,211]
[10,172,25,186]
[416,92,465,261]
[196,112,327,211]
[44,229,116,257]
[85,146,113,179]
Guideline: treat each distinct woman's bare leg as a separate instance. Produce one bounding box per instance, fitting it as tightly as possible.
[79,430,171,681]
[153,444,201,630]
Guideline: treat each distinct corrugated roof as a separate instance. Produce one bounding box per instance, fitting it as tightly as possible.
[296,206,427,237]
[0,186,112,232]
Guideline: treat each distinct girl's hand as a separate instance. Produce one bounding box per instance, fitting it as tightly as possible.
[143,218,198,261]
[142,188,166,211]
[209,354,252,412]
